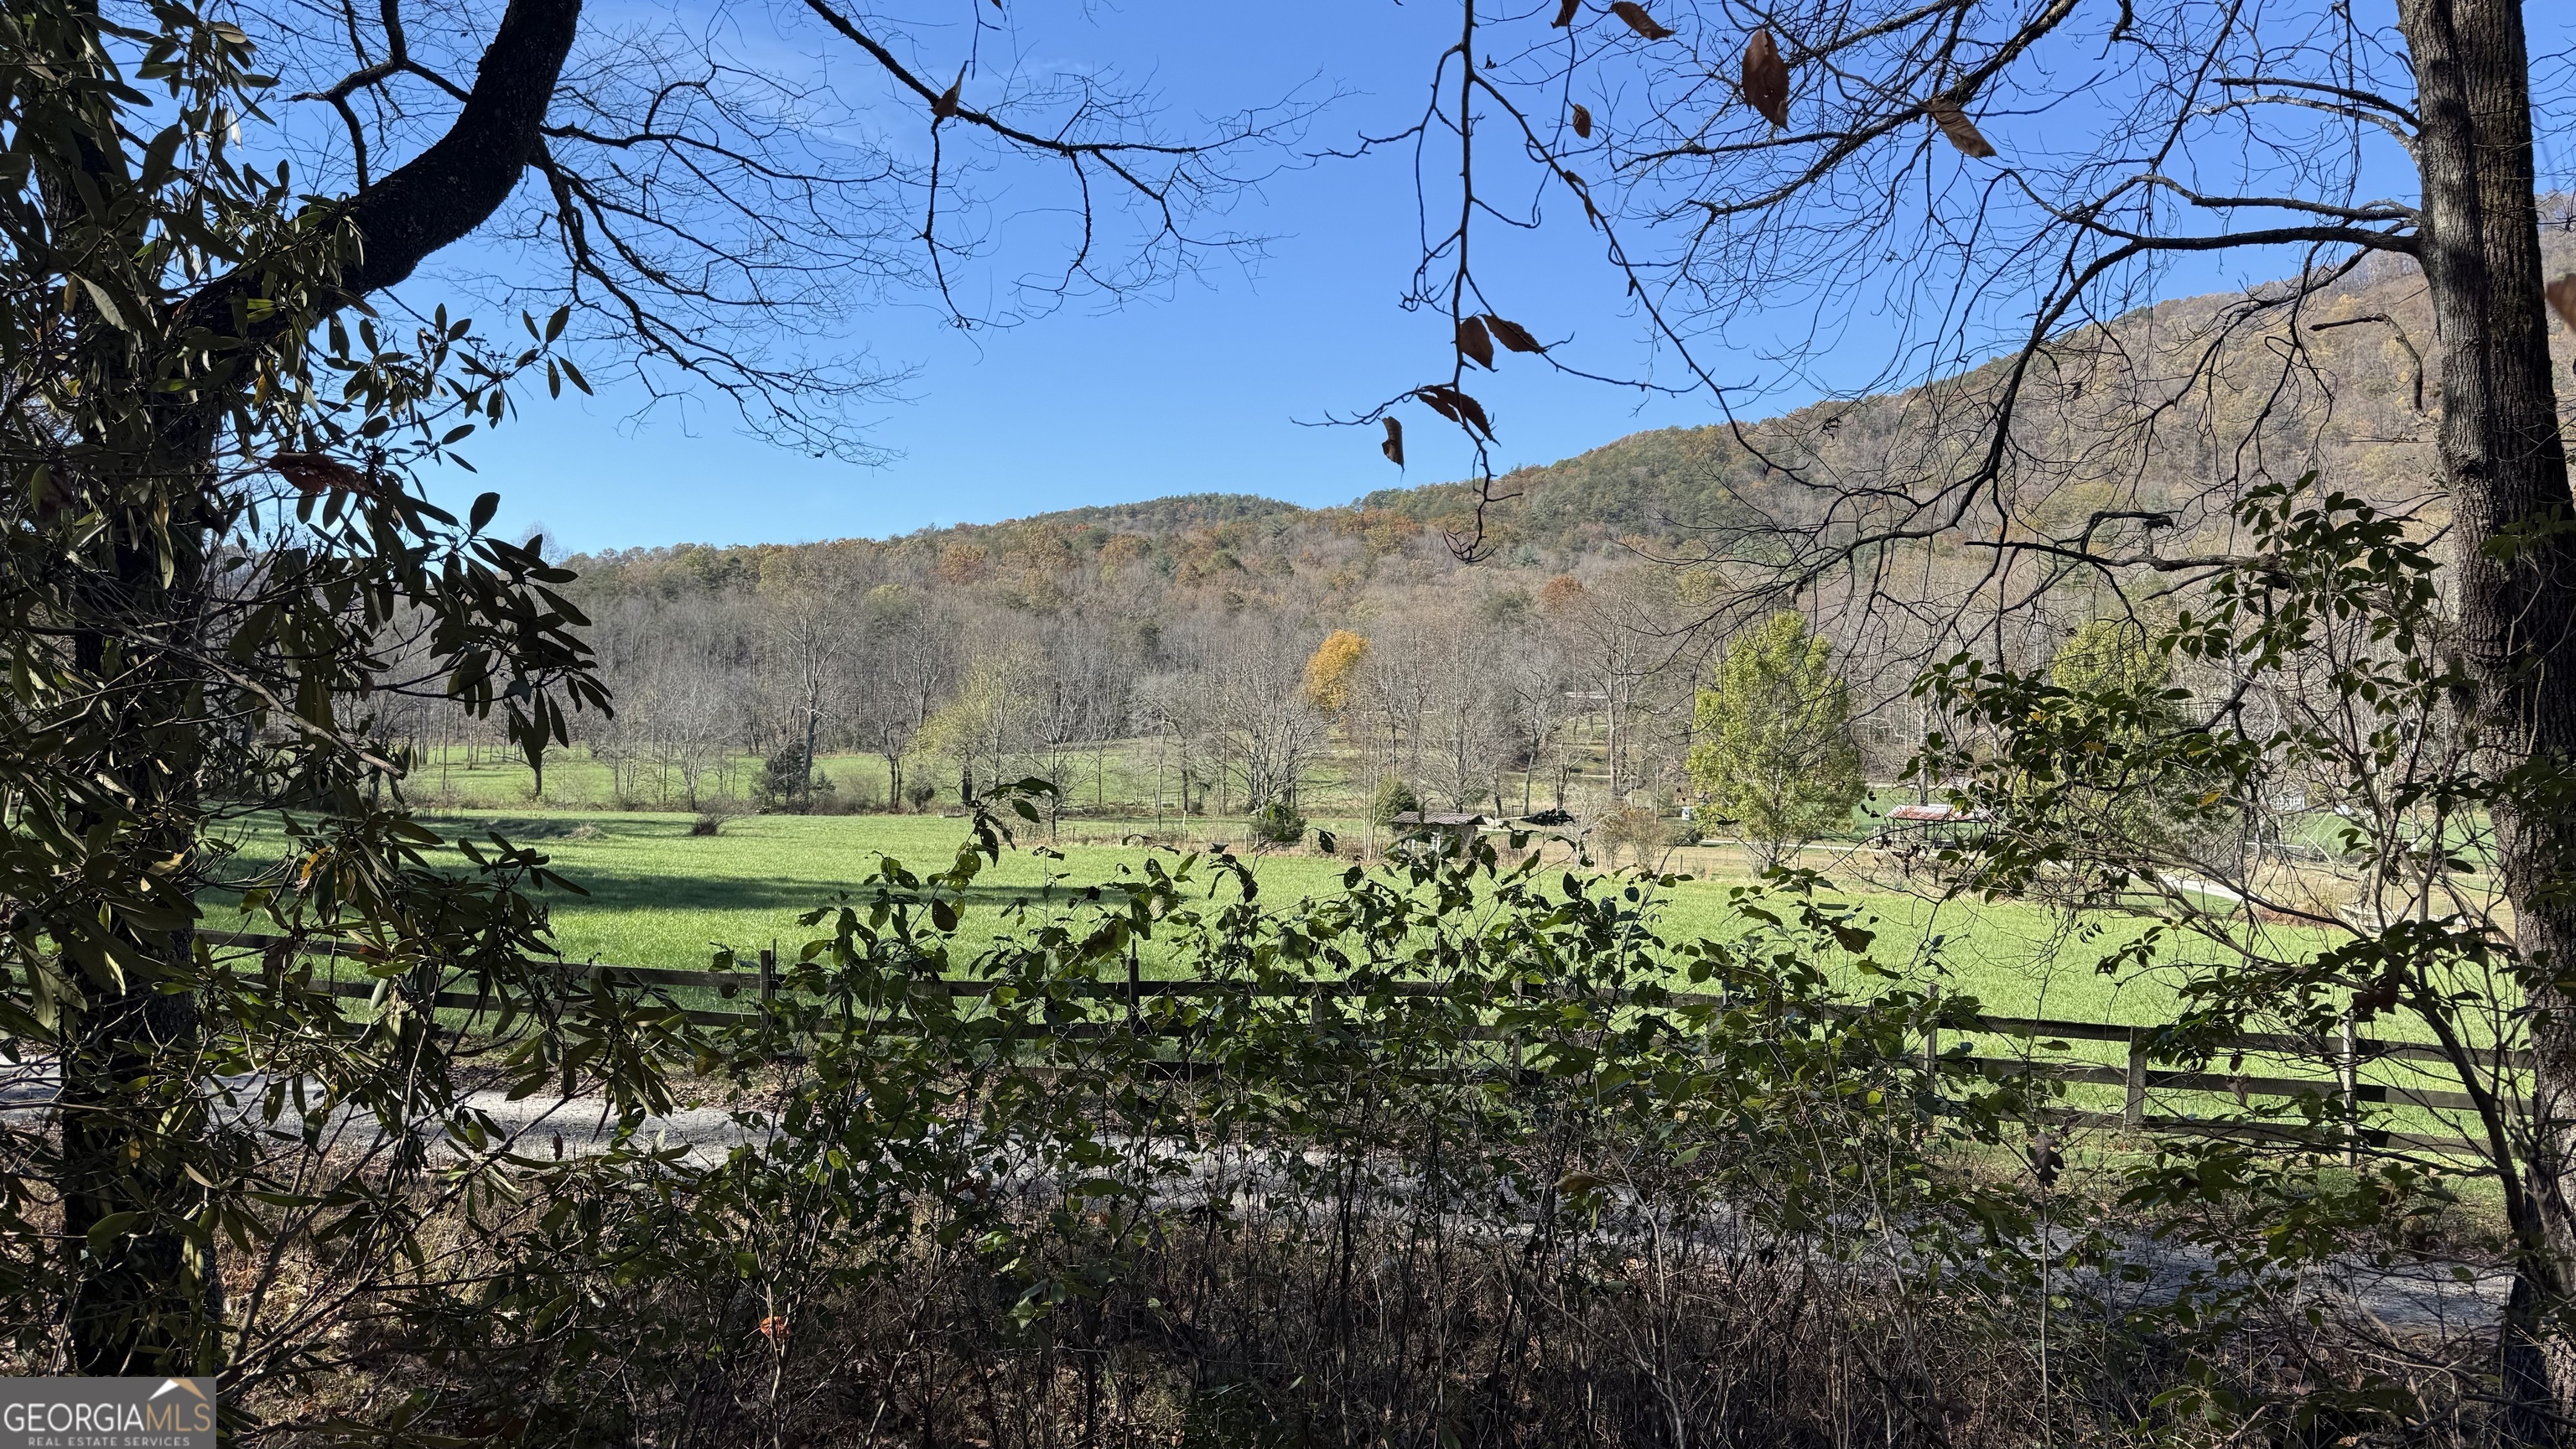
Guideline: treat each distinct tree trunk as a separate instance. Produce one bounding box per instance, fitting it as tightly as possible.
[2397,0,2576,1432]
[59,509,218,1375]
[802,672,822,805]
[40,0,584,1377]
[61,950,211,1374]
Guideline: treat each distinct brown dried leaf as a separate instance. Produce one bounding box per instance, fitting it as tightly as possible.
[270,451,368,496]
[932,68,963,121]
[1556,167,1602,228]
[1741,29,1789,127]
[1551,0,1580,27]
[1610,3,1673,41]
[1453,390,1493,441]
[1483,314,1547,354]
[1570,102,1593,139]
[1457,315,1495,370]
[1380,416,1405,467]
[1925,97,1996,158]
[1415,385,1494,439]
[2548,273,2576,333]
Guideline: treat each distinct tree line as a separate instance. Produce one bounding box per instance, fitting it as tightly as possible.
[403,529,1929,859]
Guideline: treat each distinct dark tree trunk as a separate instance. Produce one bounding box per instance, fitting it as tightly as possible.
[49,0,585,1376]
[57,503,220,1374]
[61,970,210,1374]
[2397,0,2576,1433]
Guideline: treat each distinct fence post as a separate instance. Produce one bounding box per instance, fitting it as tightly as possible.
[2123,1027,2148,1130]
[758,945,776,1009]
[2340,1012,2360,1167]
[1920,985,1940,1078]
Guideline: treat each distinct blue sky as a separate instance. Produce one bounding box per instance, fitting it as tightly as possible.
[410,0,1734,551]
[377,0,2535,553]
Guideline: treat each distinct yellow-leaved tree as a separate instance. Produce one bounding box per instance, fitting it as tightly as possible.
[1303,630,1370,715]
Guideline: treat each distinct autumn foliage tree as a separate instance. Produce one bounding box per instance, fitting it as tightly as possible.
[1302,629,1370,715]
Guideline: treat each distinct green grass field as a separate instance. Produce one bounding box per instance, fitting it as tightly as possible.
[213,806,2251,1023]
[204,804,2506,1145]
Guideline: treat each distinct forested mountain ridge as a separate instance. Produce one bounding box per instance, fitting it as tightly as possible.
[513,248,2573,819]
[570,236,2575,605]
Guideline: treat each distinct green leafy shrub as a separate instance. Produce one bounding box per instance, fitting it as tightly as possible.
[1370,777,1421,828]
[1249,798,1307,845]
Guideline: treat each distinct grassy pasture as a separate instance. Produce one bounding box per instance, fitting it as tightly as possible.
[206,805,2505,1147]
[215,807,2241,1021]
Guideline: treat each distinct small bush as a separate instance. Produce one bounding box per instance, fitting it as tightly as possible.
[753,745,839,813]
[805,772,872,814]
[688,813,723,837]
[1249,798,1306,846]
[1370,777,1420,828]
[1591,801,1669,866]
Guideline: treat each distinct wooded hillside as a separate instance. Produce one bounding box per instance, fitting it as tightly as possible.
[432,247,2567,821]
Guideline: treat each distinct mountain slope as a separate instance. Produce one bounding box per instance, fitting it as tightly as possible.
[570,244,2576,599]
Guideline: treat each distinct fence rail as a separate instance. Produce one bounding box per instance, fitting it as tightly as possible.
[202,932,2526,1156]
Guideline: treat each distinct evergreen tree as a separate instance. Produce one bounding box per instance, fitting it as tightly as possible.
[2037,617,2215,892]
[1685,613,1864,872]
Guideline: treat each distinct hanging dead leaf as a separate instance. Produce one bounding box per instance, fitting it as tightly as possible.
[2548,273,2576,333]
[1380,416,1404,467]
[1483,314,1547,355]
[932,67,964,121]
[1550,0,1580,26]
[1741,29,1789,127]
[1925,97,1996,158]
[1452,392,1493,439]
[1556,168,1602,228]
[1413,385,1494,439]
[1610,3,1672,40]
[270,451,369,496]
[1457,315,1495,370]
[1571,102,1593,139]
[756,1315,790,1343]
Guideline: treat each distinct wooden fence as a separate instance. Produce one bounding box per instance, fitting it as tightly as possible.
[205,932,2523,1159]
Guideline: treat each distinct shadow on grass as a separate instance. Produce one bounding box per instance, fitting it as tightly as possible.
[544,870,1130,915]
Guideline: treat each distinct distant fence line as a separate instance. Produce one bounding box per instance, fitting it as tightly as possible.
[204,932,2524,1160]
